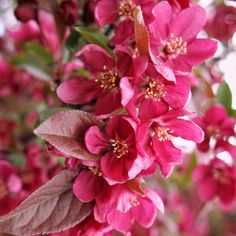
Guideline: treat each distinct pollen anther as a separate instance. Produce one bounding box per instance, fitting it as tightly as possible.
[111,140,129,158]
[156,126,173,141]
[89,166,103,176]
[165,35,187,56]
[118,0,136,20]
[145,80,167,101]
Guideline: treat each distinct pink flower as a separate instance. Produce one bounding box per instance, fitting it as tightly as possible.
[95,0,155,26]
[149,2,217,72]
[121,62,190,121]
[57,44,135,116]
[57,0,79,26]
[94,183,164,234]
[95,0,155,45]
[73,167,106,203]
[137,109,204,177]
[205,4,236,44]
[194,104,236,158]
[85,115,150,182]
[192,158,236,205]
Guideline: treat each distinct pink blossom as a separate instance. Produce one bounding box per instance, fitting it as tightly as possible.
[57,0,79,26]
[121,62,190,121]
[85,115,150,182]
[192,158,236,205]
[149,1,217,72]
[194,104,236,158]
[205,4,236,44]
[57,44,135,116]
[95,0,155,26]
[137,109,204,177]
[95,0,155,45]
[94,183,164,234]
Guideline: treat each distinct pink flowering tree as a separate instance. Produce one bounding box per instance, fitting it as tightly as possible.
[0,0,236,235]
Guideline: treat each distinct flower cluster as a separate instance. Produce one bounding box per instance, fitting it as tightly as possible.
[1,0,236,235]
[51,1,217,234]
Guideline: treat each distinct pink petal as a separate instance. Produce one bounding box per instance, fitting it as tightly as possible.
[192,165,211,182]
[85,126,109,155]
[170,5,206,42]
[182,38,217,66]
[150,2,172,41]
[166,119,204,143]
[144,188,165,213]
[218,181,235,204]
[57,78,99,105]
[204,105,227,125]
[133,56,149,77]
[73,170,103,202]
[120,77,134,107]
[101,153,131,182]
[154,64,176,83]
[132,197,156,228]
[164,78,190,109]
[75,44,115,73]
[110,19,134,45]
[107,210,132,234]
[115,48,134,76]
[198,176,217,202]
[95,0,119,27]
[139,99,169,121]
[153,139,182,165]
[95,90,121,116]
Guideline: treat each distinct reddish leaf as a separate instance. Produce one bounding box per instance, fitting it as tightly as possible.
[134,6,150,56]
[34,110,103,161]
[127,180,145,197]
[0,170,93,235]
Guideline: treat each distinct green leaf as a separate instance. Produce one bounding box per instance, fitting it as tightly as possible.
[216,81,232,114]
[74,26,115,58]
[11,42,54,81]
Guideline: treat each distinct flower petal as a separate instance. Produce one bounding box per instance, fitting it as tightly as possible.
[75,44,115,73]
[95,0,119,27]
[57,78,99,105]
[85,126,109,155]
[170,5,206,42]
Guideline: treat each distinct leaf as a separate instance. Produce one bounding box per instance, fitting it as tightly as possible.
[34,110,103,161]
[34,107,69,128]
[127,180,145,197]
[11,42,54,81]
[0,170,93,235]
[74,26,115,58]
[216,81,233,115]
[134,6,150,56]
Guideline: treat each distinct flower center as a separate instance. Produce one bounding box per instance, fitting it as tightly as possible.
[111,140,128,158]
[96,66,119,92]
[155,126,173,141]
[164,35,187,56]
[0,184,7,199]
[89,166,103,176]
[118,0,136,20]
[145,80,167,101]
